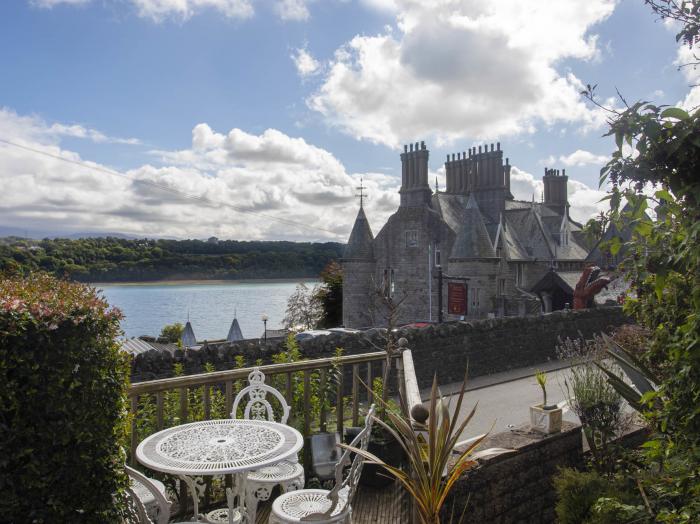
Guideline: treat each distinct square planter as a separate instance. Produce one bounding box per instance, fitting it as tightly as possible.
[530,404,563,434]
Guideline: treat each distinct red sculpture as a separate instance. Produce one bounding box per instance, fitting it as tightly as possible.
[573,265,612,309]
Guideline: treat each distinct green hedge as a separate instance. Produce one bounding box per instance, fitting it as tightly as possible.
[0,273,130,523]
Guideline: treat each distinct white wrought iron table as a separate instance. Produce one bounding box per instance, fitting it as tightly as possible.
[136,418,304,523]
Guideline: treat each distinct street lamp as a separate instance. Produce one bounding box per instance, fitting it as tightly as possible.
[262,314,268,343]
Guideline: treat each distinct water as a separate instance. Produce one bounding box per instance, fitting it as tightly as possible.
[95,280,317,341]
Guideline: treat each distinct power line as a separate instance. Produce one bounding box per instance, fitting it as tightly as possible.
[0,138,340,236]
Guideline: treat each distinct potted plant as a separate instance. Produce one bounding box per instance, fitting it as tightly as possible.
[530,370,563,434]
[345,373,511,524]
[359,378,405,488]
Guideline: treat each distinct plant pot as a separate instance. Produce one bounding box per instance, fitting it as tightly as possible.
[360,439,402,488]
[530,404,563,434]
[359,427,404,488]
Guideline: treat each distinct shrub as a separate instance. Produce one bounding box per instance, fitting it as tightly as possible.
[554,468,610,524]
[0,273,130,523]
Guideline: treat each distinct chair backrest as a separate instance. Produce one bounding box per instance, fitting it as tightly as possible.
[304,405,376,521]
[231,368,291,424]
[125,465,171,524]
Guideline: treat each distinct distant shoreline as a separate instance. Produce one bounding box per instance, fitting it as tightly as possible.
[90,278,319,287]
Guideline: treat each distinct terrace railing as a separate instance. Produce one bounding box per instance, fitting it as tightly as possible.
[127,350,399,465]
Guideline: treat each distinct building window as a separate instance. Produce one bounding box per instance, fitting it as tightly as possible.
[383,268,396,298]
[515,264,524,287]
[498,279,506,295]
[405,230,418,248]
[434,243,441,267]
[471,287,480,313]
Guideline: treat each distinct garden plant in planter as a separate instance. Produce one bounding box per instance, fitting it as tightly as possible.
[359,378,405,488]
[530,370,563,434]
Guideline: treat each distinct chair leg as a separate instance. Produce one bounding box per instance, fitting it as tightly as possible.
[245,489,259,524]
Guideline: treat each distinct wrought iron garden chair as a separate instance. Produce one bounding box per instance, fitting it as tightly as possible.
[268,404,376,524]
[125,465,172,524]
[206,368,305,524]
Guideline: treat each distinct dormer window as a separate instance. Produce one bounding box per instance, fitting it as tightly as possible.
[405,230,418,248]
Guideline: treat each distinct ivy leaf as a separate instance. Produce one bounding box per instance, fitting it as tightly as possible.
[660,107,689,121]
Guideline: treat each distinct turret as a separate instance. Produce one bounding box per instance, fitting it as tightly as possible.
[543,168,569,216]
[181,321,197,348]
[226,316,243,342]
[400,141,431,207]
[342,205,375,328]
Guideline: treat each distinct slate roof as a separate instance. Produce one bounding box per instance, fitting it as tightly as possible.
[120,338,179,356]
[226,317,244,342]
[531,270,582,295]
[449,194,496,259]
[344,206,374,259]
[181,321,197,348]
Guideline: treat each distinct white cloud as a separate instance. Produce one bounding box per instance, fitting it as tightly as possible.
[31,0,89,6]
[0,107,141,145]
[0,107,397,241]
[32,0,315,21]
[675,45,700,111]
[292,48,321,77]
[307,0,616,148]
[557,149,609,167]
[509,165,607,223]
[275,0,309,21]
[131,0,254,21]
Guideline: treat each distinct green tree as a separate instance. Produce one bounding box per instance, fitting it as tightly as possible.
[574,3,700,519]
[283,283,322,331]
[314,260,343,328]
[160,322,184,344]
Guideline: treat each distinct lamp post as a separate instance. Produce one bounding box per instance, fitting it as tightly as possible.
[262,314,268,343]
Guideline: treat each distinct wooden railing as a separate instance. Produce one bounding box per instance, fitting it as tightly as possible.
[396,338,428,427]
[127,350,399,465]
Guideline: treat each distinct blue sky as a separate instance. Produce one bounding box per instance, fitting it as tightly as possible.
[0,0,696,240]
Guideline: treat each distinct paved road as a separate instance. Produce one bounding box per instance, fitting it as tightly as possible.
[418,364,581,438]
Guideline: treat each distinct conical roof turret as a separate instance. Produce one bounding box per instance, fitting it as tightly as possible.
[226,316,244,342]
[181,321,197,348]
[344,205,374,259]
[450,194,496,259]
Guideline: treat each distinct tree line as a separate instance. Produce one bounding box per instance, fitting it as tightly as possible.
[0,236,344,282]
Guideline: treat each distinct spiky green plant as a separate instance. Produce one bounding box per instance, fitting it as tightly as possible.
[343,373,509,524]
[535,370,549,408]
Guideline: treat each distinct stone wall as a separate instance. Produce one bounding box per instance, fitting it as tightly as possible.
[443,422,584,523]
[130,306,629,384]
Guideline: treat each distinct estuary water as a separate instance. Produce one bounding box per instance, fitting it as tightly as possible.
[95,280,316,341]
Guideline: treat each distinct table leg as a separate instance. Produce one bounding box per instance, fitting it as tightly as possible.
[231,472,249,523]
[178,474,203,522]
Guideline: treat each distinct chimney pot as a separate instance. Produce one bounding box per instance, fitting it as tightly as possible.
[562,169,566,176]
[457,152,461,160]
[415,142,419,151]
[404,144,408,153]
[452,153,455,161]
[446,154,450,162]
[490,143,494,152]
[497,142,501,150]
[506,157,509,165]
[478,145,482,153]
[421,140,425,149]
[410,143,414,152]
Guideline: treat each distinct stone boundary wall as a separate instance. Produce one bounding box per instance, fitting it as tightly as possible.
[444,422,584,523]
[130,306,629,384]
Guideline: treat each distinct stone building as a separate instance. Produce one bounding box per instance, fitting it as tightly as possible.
[342,141,590,328]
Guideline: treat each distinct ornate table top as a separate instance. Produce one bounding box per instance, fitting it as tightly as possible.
[136,419,303,476]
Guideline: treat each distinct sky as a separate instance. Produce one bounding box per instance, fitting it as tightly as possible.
[0,0,697,241]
